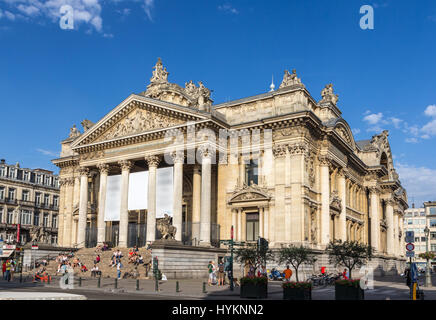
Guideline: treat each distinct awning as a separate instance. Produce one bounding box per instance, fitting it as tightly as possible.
[0,250,14,258]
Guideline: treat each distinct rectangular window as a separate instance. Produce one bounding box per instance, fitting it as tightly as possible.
[22,190,29,201]
[407,220,413,225]
[415,237,420,242]
[33,213,39,226]
[20,210,31,225]
[421,237,426,242]
[0,187,4,199]
[35,193,41,204]
[430,219,436,228]
[8,168,15,178]
[421,211,426,216]
[431,244,436,252]
[431,232,436,240]
[23,172,29,181]
[36,175,42,184]
[0,207,3,223]
[245,159,259,186]
[44,194,50,206]
[44,176,50,185]
[0,166,5,177]
[246,212,259,241]
[53,196,59,207]
[430,207,436,215]
[43,213,49,227]
[8,188,15,200]
[52,215,58,228]
[7,209,14,224]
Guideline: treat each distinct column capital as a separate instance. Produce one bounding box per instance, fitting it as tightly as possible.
[287,142,308,155]
[318,155,331,166]
[272,144,287,158]
[118,160,133,171]
[170,151,185,164]
[145,155,161,168]
[78,167,90,177]
[386,198,396,206]
[199,146,214,160]
[97,163,110,174]
[337,167,347,178]
[369,186,381,194]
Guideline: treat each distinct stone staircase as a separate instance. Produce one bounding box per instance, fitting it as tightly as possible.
[33,247,152,279]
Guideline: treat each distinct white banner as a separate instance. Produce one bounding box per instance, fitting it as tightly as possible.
[156,167,173,218]
[105,175,121,221]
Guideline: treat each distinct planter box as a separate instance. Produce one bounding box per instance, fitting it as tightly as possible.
[335,283,364,300]
[240,283,268,299]
[283,287,312,300]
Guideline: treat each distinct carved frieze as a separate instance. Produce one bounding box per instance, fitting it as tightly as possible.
[272,144,287,158]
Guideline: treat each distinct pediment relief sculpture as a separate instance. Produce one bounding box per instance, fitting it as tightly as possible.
[96,108,185,142]
[229,183,270,203]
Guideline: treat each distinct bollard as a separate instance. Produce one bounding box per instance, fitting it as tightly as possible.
[202,282,206,293]
[115,278,118,289]
[78,277,82,287]
[136,279,140,291]
[97,277,101,288]
[176,281,180,293]
[155,278,158,292]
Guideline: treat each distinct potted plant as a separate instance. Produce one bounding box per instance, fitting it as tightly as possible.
[326,240,373,300]
[240,275,268,298]
[277,245,317,300]
[235,243,273,299]
[282,281,312,300]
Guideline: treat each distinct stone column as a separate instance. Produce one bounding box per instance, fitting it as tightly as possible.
[145,155,160,244]
[200,149,212,246]
[319,156,330,245]
[264,207,269,240]
[118,160,132,248]
[370,187,380,252]
[386,199,394,255]
[171,152,184,242]
[239,155,245,187]
[393,210,399,256]
[231,208,237,238]
[338,169,347,241]
[259,207,264,238]
[399,215,404,257]
[191,165,201,245]
[97,163,109,245]
[77,167,89,248]
[237,208,242,241]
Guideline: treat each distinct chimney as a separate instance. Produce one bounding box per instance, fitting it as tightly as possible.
[412,203,415,208]
[0,159,5,164]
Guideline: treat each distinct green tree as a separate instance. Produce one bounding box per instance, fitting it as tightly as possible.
[235,243,274,275]
[277,245,317,282]
[418,252,436,261]
[326,240,373,279]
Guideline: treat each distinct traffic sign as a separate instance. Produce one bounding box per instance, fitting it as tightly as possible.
[406,251,415,258]
[405,231,415,243]
[406,243,415,252]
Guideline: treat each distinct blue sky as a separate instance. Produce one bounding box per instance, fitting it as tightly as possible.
[0,0,435,206]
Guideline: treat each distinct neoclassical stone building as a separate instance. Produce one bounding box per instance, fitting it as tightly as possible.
[53,59,408,259]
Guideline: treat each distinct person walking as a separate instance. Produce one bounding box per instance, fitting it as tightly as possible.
[2,261,6,280]
[283,265,293,282]
[218,260,225,286]
[207,261,214,286]
[5,260,11,282]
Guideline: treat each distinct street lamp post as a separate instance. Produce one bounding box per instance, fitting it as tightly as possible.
[424,226,432,287]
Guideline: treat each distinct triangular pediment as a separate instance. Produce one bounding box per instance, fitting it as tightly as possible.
[72,94,209,149]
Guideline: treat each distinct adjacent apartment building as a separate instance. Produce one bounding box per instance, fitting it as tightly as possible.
[0,159,59,245]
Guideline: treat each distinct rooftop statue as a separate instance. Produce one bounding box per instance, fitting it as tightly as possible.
[319,83,339,105]
[69,124,81,138]
[150,57,169,84]
[279,69,304,89]
[81,119,94,131]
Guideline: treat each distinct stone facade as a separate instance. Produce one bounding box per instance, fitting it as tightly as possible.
[53,59,408,261]
[0,159,59,245]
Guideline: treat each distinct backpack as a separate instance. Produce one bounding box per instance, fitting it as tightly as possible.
[219,264,224,273]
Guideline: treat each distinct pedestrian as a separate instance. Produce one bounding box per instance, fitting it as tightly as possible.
[5,260,11,282]
[283,265,293,282]
[218,260,225,286]
[342,268,348,280]
[2,261,6,280]
[95,254,100,264]
[405,267,411,288]
[207,261,214,286]
[117,260,123,279]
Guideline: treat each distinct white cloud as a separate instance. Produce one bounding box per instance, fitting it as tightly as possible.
[363,112,383,125]
[4,10,16,20]
[218,4,238,14]
[36,148,59,157]
[424,105,436,117]
[397,162,436,206]
[390,117,403,129]
[142,0,154,21]
[405,137,418,143]
[352,128,361,135]
[17,4,39,16]
[421,119,436,136]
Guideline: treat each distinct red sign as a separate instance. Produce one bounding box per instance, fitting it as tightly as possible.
[406,243,415,252]
[231,226,234,240]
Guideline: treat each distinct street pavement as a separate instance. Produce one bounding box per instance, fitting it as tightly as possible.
[1,274,436,300]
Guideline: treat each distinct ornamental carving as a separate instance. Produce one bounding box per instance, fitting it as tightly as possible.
[145,155,161,168]
[118,160,133,171]
[78,167,90,177]
[170,151,185,164]
[142,58,213,110]
[330,190,342,212]
[81,119,94,132]
[97,163,110,174]
[229,183,270,204]
[69,125,81,139]
[99,108,184,142]
[305,151,316,188]
[279,69,305,89]
[80,150,104,161]
[272,144,287,158]
[310,207,318,243]
[287,143,308,155]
